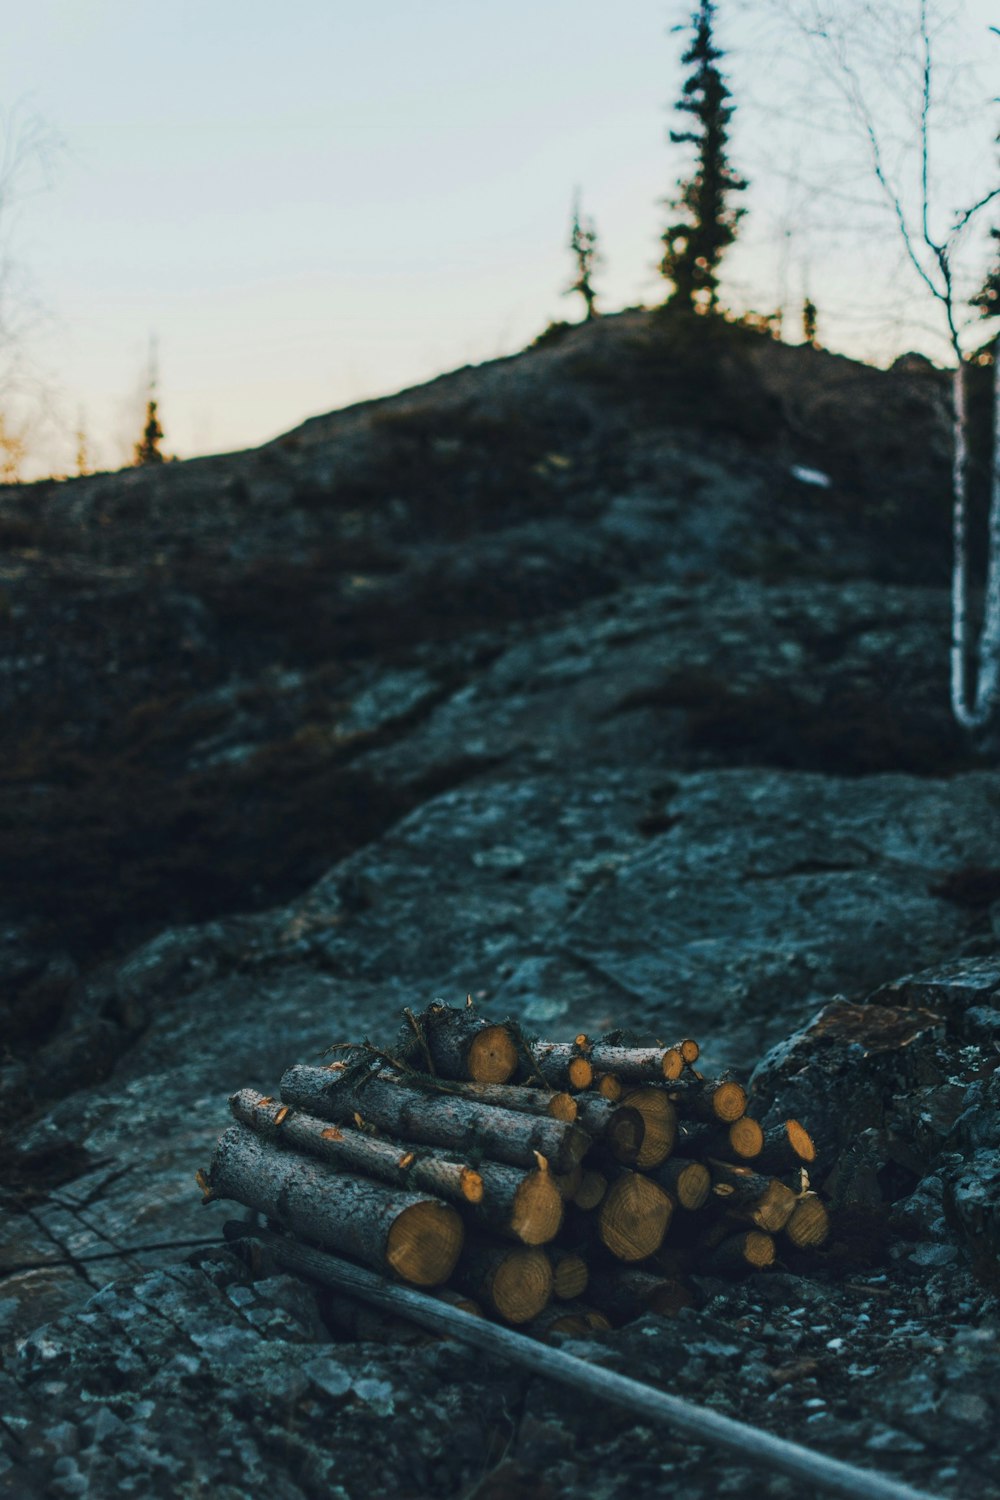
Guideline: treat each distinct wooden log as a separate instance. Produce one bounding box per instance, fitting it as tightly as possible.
[677,1038,700,1066]
[524,1042,594,1091]
[585,1044,683,1083]
[705,1230,775,1274]
[551,1163,584,1201]
[573,1169,608,1211]
[573,1096,645,1164]
[621,1088,677,1169]
[548,1249,589,1301]
[230,1089,484,1206]
[280,1064,591,1173]
[708,1162,799,1234]
[526,1303,613,1341]
[755,1119,817,1174]
[650,1157,711,1212]
[595,1073,623,1101]
[784,1192,830,1248]
[473,1158,564,1246]
[678,1117,764,1163]
[420,1078,578,1122]
[597,1171,673,1262]
[587,1268,695,1325]
[455,1239,553,1324]
[667,1075,747,1123]
[420,1003,519,1083]
[208,1125,463,1286]
[232,1230,942,1500]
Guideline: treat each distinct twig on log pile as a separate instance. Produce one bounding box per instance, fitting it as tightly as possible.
[279,1064,591,1173]
[230,1228,941,1500]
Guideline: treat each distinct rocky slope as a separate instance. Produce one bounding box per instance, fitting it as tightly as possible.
[1,310,998,1498]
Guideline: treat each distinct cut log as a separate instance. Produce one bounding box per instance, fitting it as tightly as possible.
[573,1169,608,1211]
[651,1157,711,1212]
[527,1304,613,1341]
[525,1042,594,1091]
[230,1089,484,1206]
[421,1003,519,1084]
[473,1159,564,1246]
[549,1249,590,1301]
[586,1045,683,1083]
[598,1171,673,1262]
[587,1268,695,1324]
[208,1125,463,1286]
[784,1193,830,1248]
[596,1074,623,1101]
[705,1230,775,1274]
[679,1117,764,1163]
[551,1163,584,1201]
[280,1064,591,1173]
[621,1088,677,1169]
[756,1120,817,1174]
[573,1096,645,1164]
[667,1076,747,1123]
[677,1038,700,1066]
[455,1239,553,1324]
[395,1086,578,1122]
[709,1162,799,1234]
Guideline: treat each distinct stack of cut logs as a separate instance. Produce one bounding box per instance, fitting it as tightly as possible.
[204,1002,829,1337]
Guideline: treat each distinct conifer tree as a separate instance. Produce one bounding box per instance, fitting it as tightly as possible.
[565,193,601,320]
[802,296,818,346]
[660,0,747,314]
[134,398,165,466]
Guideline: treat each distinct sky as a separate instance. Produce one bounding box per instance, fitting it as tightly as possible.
[1,0,997,478]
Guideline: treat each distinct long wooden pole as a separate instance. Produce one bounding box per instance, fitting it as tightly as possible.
[231,1227,940,1500]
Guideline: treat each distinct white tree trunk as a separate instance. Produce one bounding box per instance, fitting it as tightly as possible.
[951,350,1000,731]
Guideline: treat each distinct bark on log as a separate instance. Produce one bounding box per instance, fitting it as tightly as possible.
[667,1076,747,1123]
[455,1238,553,1324]
[280,1064,591,1173]
[678,1117,764,1163]
[585,1044,683,1083]
[597,1170,674,1262]
[230,1089,483,1206]
[421,1078,578,1122]
[208,1125,463,1286]
[709,1162,799,1233]
[523,1042,594,1091]
[421,1003,519,1083]
[755,1120,817,1174]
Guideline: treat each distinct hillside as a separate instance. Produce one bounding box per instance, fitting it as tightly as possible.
[2,310,999,1500]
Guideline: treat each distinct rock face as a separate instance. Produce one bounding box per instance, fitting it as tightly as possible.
[1,312,998,1498]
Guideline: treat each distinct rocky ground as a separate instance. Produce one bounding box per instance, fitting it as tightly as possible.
[1,310,998,1497]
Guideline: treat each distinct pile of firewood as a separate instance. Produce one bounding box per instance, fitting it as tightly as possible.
[203,1002,829,1335]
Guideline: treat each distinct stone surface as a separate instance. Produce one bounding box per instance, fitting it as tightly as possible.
[1,312,998,1497]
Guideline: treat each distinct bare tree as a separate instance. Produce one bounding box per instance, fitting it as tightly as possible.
[0,105,60,481]
[770,1,1000,730]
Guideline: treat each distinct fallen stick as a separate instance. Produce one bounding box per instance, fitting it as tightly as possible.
[231,1228,941,1500]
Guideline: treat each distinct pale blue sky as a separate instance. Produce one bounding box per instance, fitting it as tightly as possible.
[2,0,997,476]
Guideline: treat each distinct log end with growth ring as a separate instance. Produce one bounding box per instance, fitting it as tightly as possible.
[510,1166,564,1246]
[599,1172,673,1262]
[386,1200,465,1286]
[467,1025,519,1083]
